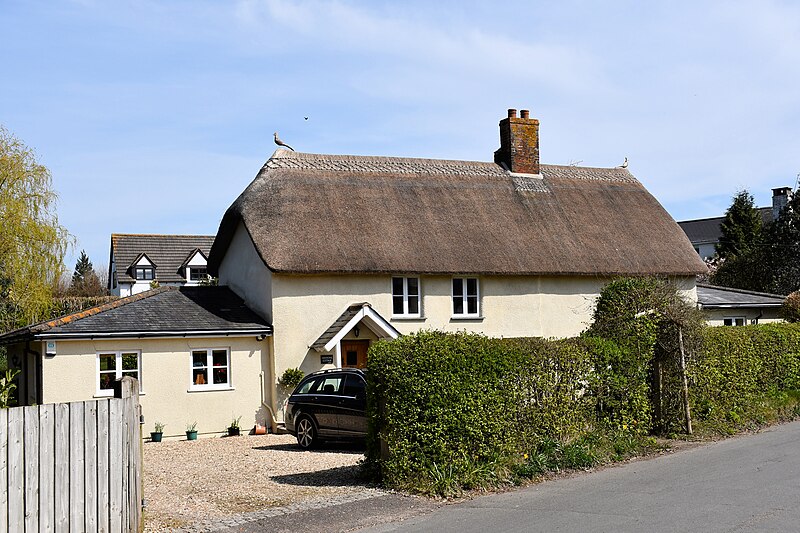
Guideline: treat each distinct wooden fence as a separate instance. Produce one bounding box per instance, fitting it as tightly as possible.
[0,376,142,532]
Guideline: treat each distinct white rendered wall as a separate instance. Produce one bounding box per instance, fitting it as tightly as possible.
[218,221,273,322]
[269,273,698,381]
[39,336,269,439]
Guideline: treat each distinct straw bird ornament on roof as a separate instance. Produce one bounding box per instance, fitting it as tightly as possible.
[274,132,295,151]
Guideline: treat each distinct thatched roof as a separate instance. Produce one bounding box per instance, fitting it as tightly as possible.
[208,150,705,277]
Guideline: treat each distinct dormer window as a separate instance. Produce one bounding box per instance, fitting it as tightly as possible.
[188,266,208,281]
[135,267,154,281]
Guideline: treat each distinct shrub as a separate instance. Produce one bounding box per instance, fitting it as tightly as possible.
[689,323,800,433]
[781,291,800,323]
[365,331,610,494]
[0,369,20,408]
[278,367,304,389]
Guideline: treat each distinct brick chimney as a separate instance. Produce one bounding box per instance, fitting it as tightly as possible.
[494,108,540,174]
[772,186,793,220]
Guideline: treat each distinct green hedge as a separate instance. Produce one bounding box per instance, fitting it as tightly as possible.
[365,331,656,494]
[688,323,800,432]
[364,277,800,495]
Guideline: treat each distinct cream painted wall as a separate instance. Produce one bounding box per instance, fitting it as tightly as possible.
[269,273,697,381]
[703,308,783,326]
[40,336,269,439]
[218,222,273,322]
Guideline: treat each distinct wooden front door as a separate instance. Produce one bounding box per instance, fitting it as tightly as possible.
[342,340,369,369]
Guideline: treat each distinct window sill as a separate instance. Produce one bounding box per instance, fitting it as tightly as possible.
[391,316,425,321]
[450,316,484,321]
[94,391,145,399]
[187,385,235,393]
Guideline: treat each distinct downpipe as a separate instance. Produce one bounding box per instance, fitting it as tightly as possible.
[260,371,279,434]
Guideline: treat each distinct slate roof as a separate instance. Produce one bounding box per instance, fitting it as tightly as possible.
[0,286,271,343]
[310,303,368,352]
[209,150,706,277]
[697,284,785,309]
[678,208,772,245]
[110,234,215,287]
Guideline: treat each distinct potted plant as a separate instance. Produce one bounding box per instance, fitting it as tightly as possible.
[186,421,198,440]
[278,368,305,390]
[151,421,165,442]
[228,415,242,437]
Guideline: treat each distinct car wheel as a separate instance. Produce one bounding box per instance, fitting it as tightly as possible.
[296,416,317,449]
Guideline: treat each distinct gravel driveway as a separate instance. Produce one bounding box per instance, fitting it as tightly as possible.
[143,433,376,531]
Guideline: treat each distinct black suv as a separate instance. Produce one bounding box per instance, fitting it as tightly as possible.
[284,368,368,449]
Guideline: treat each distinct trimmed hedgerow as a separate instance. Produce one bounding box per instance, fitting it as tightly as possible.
[364,330,654,494]
[365,331,526,493]
[364,279,800,496]
[688,323,800,433]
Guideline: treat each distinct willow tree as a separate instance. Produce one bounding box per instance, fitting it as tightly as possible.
[0,126,69,332]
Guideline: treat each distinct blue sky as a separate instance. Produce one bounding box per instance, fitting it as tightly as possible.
[2,0,799,272]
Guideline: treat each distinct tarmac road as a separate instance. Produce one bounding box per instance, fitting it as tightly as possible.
[363,420,800,533]
[217,420,800,533]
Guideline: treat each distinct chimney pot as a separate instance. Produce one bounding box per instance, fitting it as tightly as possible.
[520,109,530,119]
[507,109,517,118]
[772,186,793,221]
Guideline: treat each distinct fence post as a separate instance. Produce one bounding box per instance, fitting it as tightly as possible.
[678,327,693,435]
[114,376,143,532]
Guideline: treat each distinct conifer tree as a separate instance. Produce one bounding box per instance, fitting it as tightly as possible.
[715,190,763,260]
[72,250,93,285]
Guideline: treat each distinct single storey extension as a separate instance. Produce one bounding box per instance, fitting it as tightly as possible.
[1,286,272,438]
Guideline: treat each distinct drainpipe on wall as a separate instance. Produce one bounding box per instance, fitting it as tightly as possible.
[259,334,279,434]
[259,371,278,433]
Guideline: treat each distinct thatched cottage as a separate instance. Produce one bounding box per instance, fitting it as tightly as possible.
[207,109,705,423]
[1,109,705,434]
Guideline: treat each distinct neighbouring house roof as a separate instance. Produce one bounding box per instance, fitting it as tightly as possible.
[208,150,706,277]
[110,234,215,287]
[697,283,785,309]
[310,303,400,353]
[678,208,772,246]
[0,286,272,344]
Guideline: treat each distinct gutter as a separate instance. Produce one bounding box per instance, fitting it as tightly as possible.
[33,329,272,340]
[700,304,782,310]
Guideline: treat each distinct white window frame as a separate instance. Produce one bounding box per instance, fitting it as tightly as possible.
[187,266,209,282]
[723,317,746,327]
[95,350,142,397]
[391,276,421,318]
[452,277,480,318]
[134,266,154,281]
[189,348,233,392]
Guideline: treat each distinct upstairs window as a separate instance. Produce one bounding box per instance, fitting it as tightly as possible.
[392,277,420,317]
[188,266,208,281]
[452,277,479,318]
[135,267,154,281]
